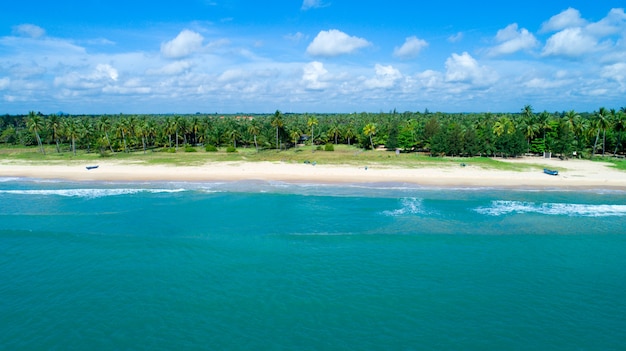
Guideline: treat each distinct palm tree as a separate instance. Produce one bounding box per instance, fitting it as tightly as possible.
[46,114,62,153]
[592,107,611,157]
[307,116,318,148]
[64,118,79,155]
[26,111,45,155]
[328,122,341,145]
[615,108,626,156]
[521,104,534,120]
[537,111,552,153]
[363,123,376,150]
[343,124,355,146]
[97,115,115,153]
[228,128,240,148]
[271,110,283,151]
[80,118,95,153]
[492,116,515,137]
[116,117,130,153]
[247,121,260,152]
[290,129,301,148]
[564,110,582,155]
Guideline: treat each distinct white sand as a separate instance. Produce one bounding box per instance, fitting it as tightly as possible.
[1,157,625,189]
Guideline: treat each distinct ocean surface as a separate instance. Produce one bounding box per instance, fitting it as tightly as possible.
[1,178,625,350]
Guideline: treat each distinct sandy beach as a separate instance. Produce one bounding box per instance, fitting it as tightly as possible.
[1,157,625,189]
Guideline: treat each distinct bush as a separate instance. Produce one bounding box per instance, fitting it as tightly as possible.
[316,145,323,151]
[165,147,176,153]
[205,144,218,152]
[184,145,197,152]
[324,143,334,151]
[226,146,237,153]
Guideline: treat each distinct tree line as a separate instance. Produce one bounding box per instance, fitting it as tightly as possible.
[1,105,625,158]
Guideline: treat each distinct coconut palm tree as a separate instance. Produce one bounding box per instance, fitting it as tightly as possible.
[343,124,355,146]
[228,128,240,148]
[247,121,260,152]
[46,114,62,153]
[492,116,515,137]
[612,109,626,156]
[363,123,376,150]
[307,116,318,148]
[97,115,115,153]
[271,110,283,151]
[592,107,611,157]
[63,118,80,155]
[328,122,341,145]
[26,111,45,155]
[290,129,301,148]
[116,117,131,153]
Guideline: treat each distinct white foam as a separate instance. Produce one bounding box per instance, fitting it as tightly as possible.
[476,200,626,217]
[382,197,427,216]
[0,188,186,199]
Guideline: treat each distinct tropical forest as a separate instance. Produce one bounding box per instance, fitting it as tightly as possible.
[2,105,625,162]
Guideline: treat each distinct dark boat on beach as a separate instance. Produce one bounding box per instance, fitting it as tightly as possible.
[543,168,558,176]
[86,165,99,170]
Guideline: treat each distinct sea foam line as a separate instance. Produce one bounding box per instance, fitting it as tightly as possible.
[475,200,626,217]
[0,188,187,199]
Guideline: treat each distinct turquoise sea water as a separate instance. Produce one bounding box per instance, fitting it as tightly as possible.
[1,178,625,350]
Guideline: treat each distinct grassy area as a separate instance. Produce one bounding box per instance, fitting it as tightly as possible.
[0,144,554,172]
[593,157,626,171]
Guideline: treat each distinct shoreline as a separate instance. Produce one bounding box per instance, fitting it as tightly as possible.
[1,157,625,190]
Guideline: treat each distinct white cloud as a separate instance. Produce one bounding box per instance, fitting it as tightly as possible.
[393,36,428,59]
[301,0,327,10]
[54,64,119,89]
[306,29,371,57]
[302,61,330,90]
[285,32,306,43]
[488,23,538,56]
[448,32,463,43]
[161,30,204,58]
[540,8,626,58]
[445,52,497,86]
[542,27,598,57]
[147,61,192,75]
[364,64,402,89]
[541,8,586,32]
[602,62,626,90]
[12,24,46,38]
[0,77,10,90]
[414,70,443,89]
[586,8,626,37]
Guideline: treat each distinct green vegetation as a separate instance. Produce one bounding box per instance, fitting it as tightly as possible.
[1,106,626,171]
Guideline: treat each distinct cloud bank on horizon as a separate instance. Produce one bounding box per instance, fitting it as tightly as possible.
[0,1,625,114]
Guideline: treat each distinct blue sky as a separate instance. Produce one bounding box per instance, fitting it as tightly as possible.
[1,1,625,114]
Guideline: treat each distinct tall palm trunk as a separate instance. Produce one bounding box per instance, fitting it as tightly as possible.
[253,135,258,152]
[105,132,114,153]
[592,129,600,157]
[34,131,45,155]
[122,130,128,153]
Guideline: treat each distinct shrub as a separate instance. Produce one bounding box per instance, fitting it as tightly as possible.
[226,146,237,153]
[324,143,334,151]
[205,144,218,152]
[165,147,176,153]
[184,145,197,152]
[316,145,323,151]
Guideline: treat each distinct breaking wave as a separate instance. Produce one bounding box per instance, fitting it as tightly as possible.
[0,188,187,199]
[382,197,428,216]
[475,200,626,217]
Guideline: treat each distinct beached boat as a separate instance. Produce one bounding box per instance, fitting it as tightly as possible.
[543,168,558,176]
[86,165,99,170]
